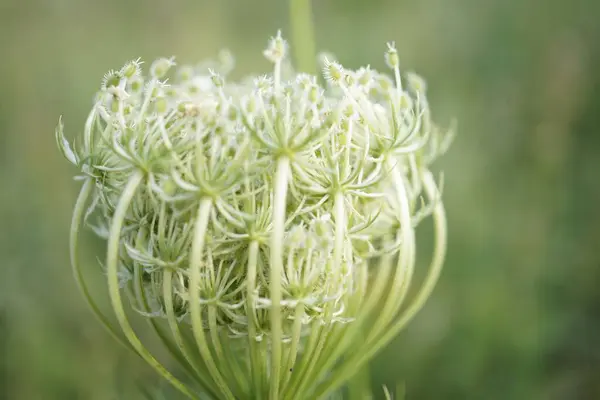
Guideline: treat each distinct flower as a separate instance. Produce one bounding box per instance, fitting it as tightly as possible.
[57,32,453,400]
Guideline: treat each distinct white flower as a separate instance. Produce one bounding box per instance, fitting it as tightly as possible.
[60,32,452,400]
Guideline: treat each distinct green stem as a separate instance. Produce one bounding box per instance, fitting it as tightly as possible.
[134,260,208,396]
[333,191,345,273]
[163,269,220,397]
[282,303,304,390]
[207,303,246,395]
[365,160,416,345]
[287,192,346,399]
[105,171,195,399]
[313,169,447,399]
[365,170,447,362]
[305,254,394,395]
[270,156,291,399]
[284,322,319,399]
[290,0,317,74]
[189,198,236,400]
[246,240,265,395]
[70,179,133,351]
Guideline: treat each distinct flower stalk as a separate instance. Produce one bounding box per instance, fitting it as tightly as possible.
[269,156,290,399]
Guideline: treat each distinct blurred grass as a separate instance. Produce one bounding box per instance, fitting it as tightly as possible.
[1,0,600,398]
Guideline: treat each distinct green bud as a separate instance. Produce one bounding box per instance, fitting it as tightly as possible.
[177,65,194,82]
[150,57,176,79]
[407,72,427,93]
[129,75,144,93]
[385,42,400,69]
[210,70,224,88]
[102,70,121,89]
[121,58,142,78]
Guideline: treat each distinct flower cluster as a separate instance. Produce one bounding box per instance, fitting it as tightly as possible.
[58,32,452,399]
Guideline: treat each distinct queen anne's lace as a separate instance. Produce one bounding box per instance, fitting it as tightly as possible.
[58,33,452,400]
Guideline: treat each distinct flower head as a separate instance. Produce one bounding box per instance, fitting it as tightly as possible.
[58,32,453,399]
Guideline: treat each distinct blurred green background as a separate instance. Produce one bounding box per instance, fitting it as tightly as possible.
[2,0,600,398]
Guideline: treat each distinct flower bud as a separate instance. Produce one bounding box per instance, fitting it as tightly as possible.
[209,69,224,88]
[385,42,400,69]
[323,58,345,84]
[121,58,143,79]
[128,75,144,94]
[102,70,121,90]
[58,31,452,400]
[150,57,176,79]
[407,71,427,93]
[263,30,287,63]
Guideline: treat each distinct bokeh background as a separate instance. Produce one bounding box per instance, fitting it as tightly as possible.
[2,0,599,398]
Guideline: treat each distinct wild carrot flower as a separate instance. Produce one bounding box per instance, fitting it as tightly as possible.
[57,33,452,399]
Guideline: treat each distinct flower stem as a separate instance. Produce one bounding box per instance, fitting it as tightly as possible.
[366,169,447,361]
[290,0,316,74]
[189,198,236,400]
[163,269,220,397]
[313,169,447,399]
[270,156,291,399]
[106,171,195,399]
[246,240,265,395]
[365,159,416,344]
[70,179,132,351]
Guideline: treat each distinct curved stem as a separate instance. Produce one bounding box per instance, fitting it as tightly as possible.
[208,305,225,365]
[246,240,265,395]
[284,323,319,398]
[133,261,208,396]
[208,304,244,395]
[106,171,196,399]
[313,169,447,399]
[270,156,290,399]
[287,191,346,398]
[282,303,304,391]
[163,269,220,397]
[366,169,447,360]
[365,160,416,344]
[299,255,394,398]
[70,179,133,350]
[333,191,345,275]
[290,0,317,74]
[189,197,236,399]
[288,325,328,400]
